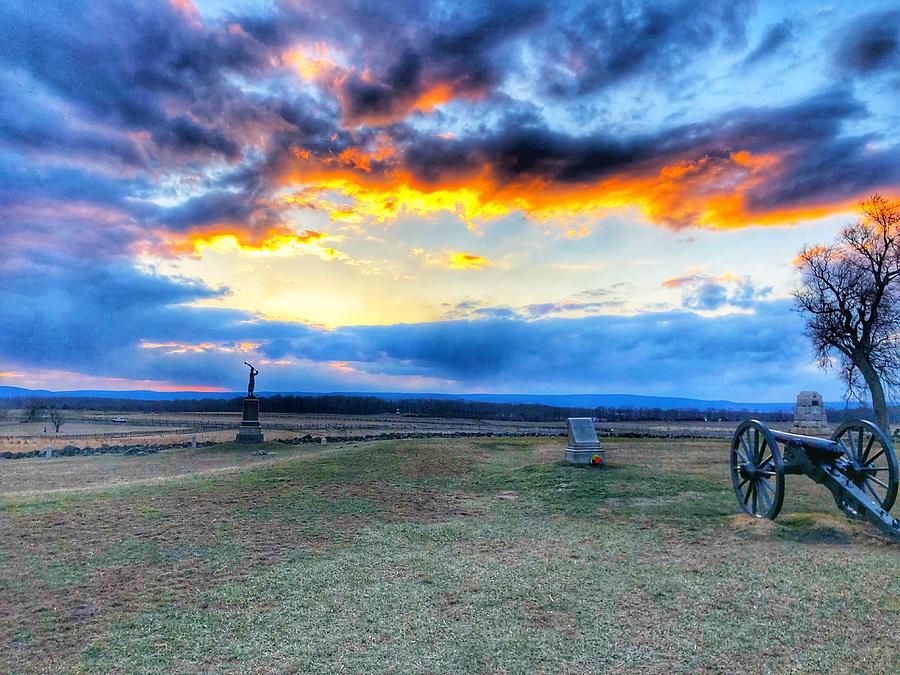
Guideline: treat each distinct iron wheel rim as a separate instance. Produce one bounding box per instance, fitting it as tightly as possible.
[730,420,785,520]
[831,420,898,513]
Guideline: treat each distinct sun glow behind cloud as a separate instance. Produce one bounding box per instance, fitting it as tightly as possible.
[271,147,864,240]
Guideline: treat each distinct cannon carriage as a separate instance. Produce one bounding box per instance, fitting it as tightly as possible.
[730,419,899,538]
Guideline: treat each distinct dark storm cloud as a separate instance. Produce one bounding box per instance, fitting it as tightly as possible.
[0,0,271,163]
[742,19,795,68]
[334,2,545,124]
[538,1,752,96]
[746,134,900,210]
[156,191,258,230]
[397,88,897,215]
[2,0,891,238]
[834,10,900,76]
[400,121,653,186]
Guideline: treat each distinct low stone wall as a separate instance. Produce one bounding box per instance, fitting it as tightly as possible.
[275,430,566,445]
[0,440,218,460]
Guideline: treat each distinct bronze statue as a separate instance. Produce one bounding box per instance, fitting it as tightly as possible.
[244,362,259,398]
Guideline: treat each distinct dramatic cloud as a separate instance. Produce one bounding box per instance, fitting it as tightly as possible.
[0,0,896,397]
[536,1,752,96]
[834,10,900,76]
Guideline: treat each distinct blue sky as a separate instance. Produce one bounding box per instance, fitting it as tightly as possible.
[0,0,898,399]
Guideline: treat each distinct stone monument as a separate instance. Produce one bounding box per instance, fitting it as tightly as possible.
[792,390,828,434]
[565,417,604,466]
[235,362,264,443]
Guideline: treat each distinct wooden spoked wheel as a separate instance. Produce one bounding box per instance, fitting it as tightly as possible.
[730,421,785,519]
[831,420,898,515]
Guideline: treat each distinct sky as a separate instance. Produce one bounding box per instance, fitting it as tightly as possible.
[0,0,898,400]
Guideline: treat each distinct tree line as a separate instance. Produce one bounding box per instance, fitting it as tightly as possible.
[3,393,881,424]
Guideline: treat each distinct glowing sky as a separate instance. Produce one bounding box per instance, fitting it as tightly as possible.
[1,0,898,399]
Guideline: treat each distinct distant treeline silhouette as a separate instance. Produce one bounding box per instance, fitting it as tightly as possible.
[6,393,885,423]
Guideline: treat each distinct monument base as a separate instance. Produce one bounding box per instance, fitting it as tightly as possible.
[565,447,604,466]
[235,397,264,443]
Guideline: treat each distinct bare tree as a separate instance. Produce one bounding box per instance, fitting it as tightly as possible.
[794,194,900,431]
[48,408,66,433]
[21,403,43,424]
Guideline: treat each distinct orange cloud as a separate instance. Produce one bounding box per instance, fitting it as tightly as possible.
[283,44,341,82]
[161,227,349,261]
[281,44,479,127]
[663,272,742,288]
[0,365,228,392]
[447,252,490,270]
[274,145,861,233]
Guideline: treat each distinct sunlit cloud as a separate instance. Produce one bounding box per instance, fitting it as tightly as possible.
[0,365,229,392]
[663,271,773,312]
[274,145,868,235]
[139,341,261,354]
[446,252,490,270]
[162,228,351,261]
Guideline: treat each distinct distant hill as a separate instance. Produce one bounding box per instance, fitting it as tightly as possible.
[0,385,819,411]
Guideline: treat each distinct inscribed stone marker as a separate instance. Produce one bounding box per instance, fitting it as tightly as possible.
[565,417,604,466]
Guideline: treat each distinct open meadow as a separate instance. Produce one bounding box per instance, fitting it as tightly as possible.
[0,411,570,453]
[1,434,897,673]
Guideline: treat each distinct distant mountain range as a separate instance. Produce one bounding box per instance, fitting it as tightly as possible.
[0,385,846,411]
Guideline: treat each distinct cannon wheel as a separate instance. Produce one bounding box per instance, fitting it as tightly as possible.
[831,420,898,515]
[730,420,785,519]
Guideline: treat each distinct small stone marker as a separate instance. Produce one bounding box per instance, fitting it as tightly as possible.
[565,417,604,466]
[792,390,828,435]
[191,434,197,449]
[321,436,327,445]
[44,445,53,459]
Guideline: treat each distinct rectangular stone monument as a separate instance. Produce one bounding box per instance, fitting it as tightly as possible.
[565,417,604,466]
[792,390,829,435]
[235,397,264,443]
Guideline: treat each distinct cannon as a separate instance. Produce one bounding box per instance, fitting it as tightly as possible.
[730,419,899,539]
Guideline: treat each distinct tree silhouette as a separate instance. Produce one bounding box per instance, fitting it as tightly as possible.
[794,194,900,431]
[48,408,66,433]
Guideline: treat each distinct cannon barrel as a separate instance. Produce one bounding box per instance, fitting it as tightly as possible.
[770,429,840,453]
[770,429,845,463]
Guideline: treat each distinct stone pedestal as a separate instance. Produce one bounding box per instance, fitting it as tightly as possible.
[565,417,604,466]
[792,390,828,435]
[235,397,264,443]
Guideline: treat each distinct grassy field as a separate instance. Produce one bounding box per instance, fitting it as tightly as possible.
[1,436,897,673]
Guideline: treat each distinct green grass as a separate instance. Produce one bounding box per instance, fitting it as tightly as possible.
[1,436,897,673]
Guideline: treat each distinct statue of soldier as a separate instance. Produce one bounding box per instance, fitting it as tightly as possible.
[244,362,259,398]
